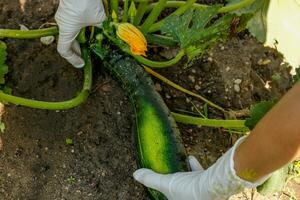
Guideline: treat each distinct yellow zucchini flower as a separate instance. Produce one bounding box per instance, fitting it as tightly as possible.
[117,23,147,56]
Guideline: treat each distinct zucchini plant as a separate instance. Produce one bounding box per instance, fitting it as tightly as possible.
[0,0,287,199]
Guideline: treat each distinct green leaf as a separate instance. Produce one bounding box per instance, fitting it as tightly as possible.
[293,68,300,84]
[226,0,267,15]
[65,138,74,145]
[245,100,276,130]
[0,41,8,85]
[161,7,234,60]
[246,0,269,43]
[257,165,289,195]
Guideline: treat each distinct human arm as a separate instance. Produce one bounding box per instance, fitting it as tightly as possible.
[235,80,300,182]
[55,0,106,68]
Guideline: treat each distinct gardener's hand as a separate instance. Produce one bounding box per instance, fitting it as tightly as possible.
[133,137,270,200]
[55,0,106,68]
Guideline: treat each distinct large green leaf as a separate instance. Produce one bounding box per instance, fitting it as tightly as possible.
[161,7,234,60]
[245,100,276,130]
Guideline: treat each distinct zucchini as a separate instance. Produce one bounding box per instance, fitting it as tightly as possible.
[92,46,188,200]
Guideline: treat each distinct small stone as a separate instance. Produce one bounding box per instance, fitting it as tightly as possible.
[165,93,171,99]
[226,67,230,71]
[258,58,271,65]
[154,83,162,92]
[195,85,201,90]
[220,45,225,50]
[40,36,55,45]
[188,75,195,83]
[234,79,242,84]
[207,57,213,62]
[19,24,29,31]
[234,84,240,92]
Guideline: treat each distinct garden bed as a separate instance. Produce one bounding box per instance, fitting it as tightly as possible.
[0,0,298,199]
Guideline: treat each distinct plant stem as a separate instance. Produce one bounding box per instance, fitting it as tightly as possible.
[149,0,196,33]
[172,112,247,129]
[0,27,58,39]
[111,0,119,20]
[144,66,226,113]
[140,0,167,32]
[218,0,255,13]
[122,0,130,22]
[134,1,149,26]
[146,1,208,12]
[134,50,185,68]
[0,48,92,110]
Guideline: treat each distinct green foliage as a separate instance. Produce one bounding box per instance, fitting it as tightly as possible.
[245,100,276,130]
[161,7,234,60]
[226,0,270,42]
[293,68,300,84]
[65,138,74,145]
[0,41,8,85]
[257,165,289,195]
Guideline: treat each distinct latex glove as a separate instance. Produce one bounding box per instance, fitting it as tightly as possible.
[55,0,106,68]
[133,137,271,200]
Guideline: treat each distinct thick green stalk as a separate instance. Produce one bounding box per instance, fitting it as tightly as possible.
[148,0,196,33]
[122,0,130,22]
[146,1,208,11]
[172,112,247,129]
[0,48,92,110]
[134,1,149,26]
[140,0,167,32]
[134,49,185,68]
[0,27,58,39]
[218,0,255,13]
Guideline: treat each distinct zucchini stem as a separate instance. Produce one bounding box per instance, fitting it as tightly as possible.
[0,27,58,39]
[147,0,255,32]
[134,50,185,68]
[140,0,167,32]
[110,0,119,21]
[134,1,149,26]
[0,48,92,110]
[122,0,130,22]
[172,112,247,129]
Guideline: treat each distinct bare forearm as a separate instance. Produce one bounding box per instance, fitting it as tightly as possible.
[234,81,300,182]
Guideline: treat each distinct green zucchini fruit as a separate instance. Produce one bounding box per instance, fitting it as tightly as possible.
[92,45,188,200]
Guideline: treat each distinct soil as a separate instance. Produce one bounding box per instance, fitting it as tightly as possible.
[0,1,298,200]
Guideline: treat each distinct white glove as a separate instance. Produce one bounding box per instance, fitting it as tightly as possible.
[55,0,106,68]
[133,137,271,200]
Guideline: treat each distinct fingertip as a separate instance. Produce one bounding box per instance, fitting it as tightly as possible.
[188,156,204,172]
[133,168,151,182]
[74,60,85,68]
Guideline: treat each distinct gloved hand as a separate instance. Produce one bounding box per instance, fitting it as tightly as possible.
[133,137,271,200]
[55,0,106,68]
